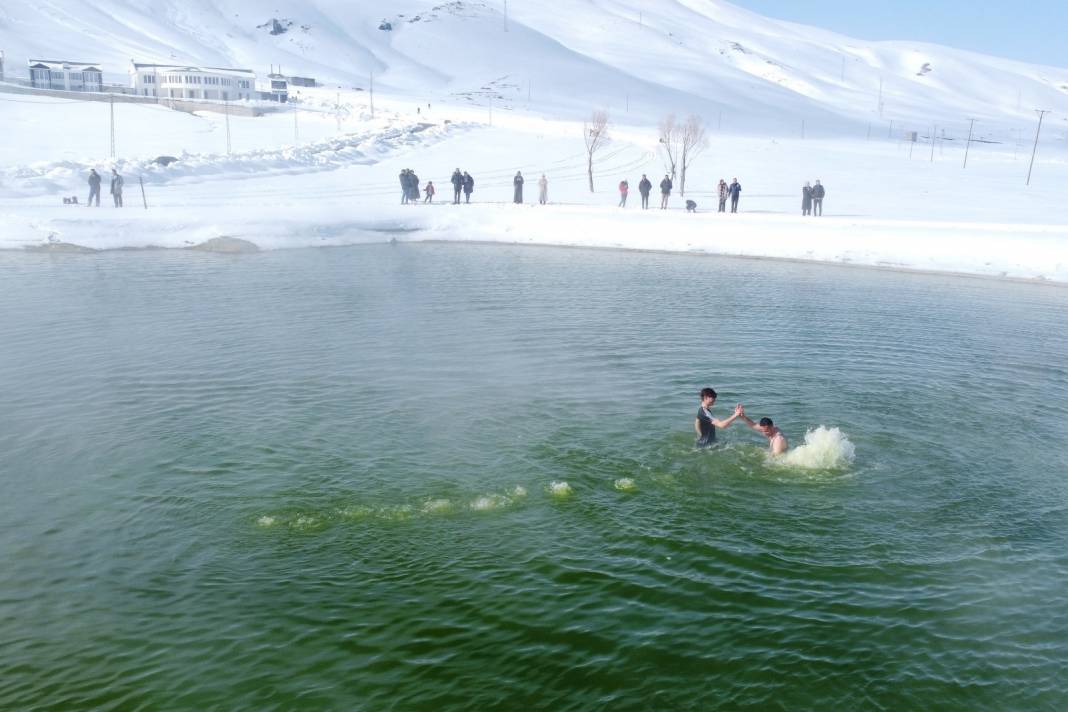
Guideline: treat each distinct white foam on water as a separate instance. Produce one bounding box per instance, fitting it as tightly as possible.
[291,514,321,530]
[421,498,453,514]
[775,426,855,470]
[256,515,277,527]
[614,478,637,492]
[511,485,528,498]
[470,494,506,511]
[548,481,573,497]
[337,505,373,520]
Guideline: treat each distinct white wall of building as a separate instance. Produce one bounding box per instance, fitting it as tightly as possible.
[130,64,255,101]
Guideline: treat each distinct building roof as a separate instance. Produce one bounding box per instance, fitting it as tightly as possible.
[28,60,102,71]
[131,62,255,78]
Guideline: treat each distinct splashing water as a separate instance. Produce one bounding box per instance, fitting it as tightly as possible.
[614,478,637,492]
[775,426,855,470]
[548,481,573,497]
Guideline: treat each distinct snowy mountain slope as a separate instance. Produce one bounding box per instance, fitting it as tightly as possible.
[3,0,1067,136]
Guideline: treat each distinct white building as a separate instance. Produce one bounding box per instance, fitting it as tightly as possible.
[129,62,256,101]
[28,59,104,92]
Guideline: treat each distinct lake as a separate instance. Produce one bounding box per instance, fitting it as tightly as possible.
[1,243,1066,709]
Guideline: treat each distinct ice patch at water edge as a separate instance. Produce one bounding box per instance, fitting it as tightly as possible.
[614,478,637,491]
[775,426,855,470]
[549,481,573,497]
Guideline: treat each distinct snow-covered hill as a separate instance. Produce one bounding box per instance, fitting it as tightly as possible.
[2,1,1068,282]
[3,0,1068,137]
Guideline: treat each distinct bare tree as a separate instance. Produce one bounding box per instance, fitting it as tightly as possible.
[584,109,610,192]
[658,114,681,182]
[679,114,708,196]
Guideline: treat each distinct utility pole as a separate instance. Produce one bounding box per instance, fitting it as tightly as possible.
[1027,109,1050,186]
[369,71,375,119]
[224,99,232,155]
[963,118,976,169]
[109,94,116,158]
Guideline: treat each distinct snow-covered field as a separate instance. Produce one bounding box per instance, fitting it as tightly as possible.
[2,0,1067,281]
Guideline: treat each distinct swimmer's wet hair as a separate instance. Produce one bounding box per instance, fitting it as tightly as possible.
[759,417,773,427]
[700,388,717,399]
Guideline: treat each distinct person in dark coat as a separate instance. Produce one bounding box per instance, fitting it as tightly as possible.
[717,179,728,213]
[638,174,652,209]
[463,172,474,203]
[729,178,742,213]
[87,169,101,207]
[802,182,813,216]
[400,169,410,204]
[450,168,464,204]
[110,169,124,208]
[408,171,421,202]
[812,180,825,216]
[513,171,524,204]
[659,175,672,209]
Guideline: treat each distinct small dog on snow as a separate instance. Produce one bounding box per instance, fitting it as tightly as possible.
[685,200,697,212]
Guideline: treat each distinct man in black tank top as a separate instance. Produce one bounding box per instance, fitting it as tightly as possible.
[695,387,743,448]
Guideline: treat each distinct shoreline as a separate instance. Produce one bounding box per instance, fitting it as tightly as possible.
[5,230,1066,289]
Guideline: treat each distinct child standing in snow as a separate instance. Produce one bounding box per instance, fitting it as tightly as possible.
[424,181,435,203]
[618,179,629,207]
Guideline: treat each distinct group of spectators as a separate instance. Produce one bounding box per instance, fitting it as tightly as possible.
[802,181,826,216]
[400,168,826,216]
[83,169,125,207]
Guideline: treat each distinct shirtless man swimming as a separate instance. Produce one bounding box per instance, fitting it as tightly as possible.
[694,388,743,448]
[737,407,789,455]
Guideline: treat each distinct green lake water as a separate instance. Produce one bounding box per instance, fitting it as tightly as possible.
[1,243,1066,709]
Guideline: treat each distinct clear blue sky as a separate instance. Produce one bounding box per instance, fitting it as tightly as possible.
[734,0,1068,67]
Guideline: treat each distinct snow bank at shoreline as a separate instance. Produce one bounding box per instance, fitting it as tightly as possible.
[4,204,1066,284]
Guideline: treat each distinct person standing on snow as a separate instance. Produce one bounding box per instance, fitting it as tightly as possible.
[87,169,102,207]
[538,174,548,205]
[451,168,464,204]
[400,169,410,204]
[514,171,525,204]
[110,169,124,208]
[717,179,728,213]
[659,175,672,210]
[618,179,629,208]
[802,182,813,216]
[463,171,474,203]
[812,180,825,216]
[729,178,742,213]
[408,171,421,203]
[424,180,436,204]
[638,174,652,209]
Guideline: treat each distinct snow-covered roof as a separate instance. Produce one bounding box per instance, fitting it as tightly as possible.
[131,62,255,78]
[28,60,102,72]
